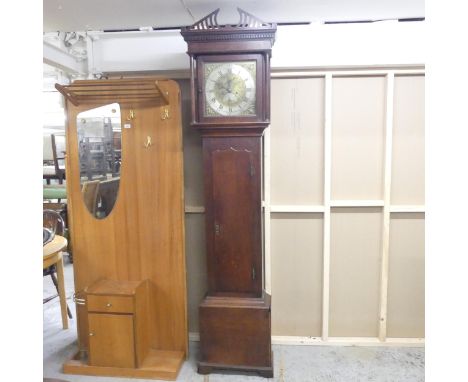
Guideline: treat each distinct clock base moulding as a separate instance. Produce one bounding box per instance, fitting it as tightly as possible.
[197,293,273,378]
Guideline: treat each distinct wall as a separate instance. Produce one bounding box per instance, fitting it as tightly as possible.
[182,69,425,345]
[82,21,424,74]
[44,20,425,345]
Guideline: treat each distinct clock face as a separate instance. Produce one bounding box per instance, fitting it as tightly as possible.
[204,61,256,117]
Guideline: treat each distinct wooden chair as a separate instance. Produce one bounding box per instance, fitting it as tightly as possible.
[43,202,73,263]
[43,133,66,184]
[43,209,73,319]
[79,137,108,181]
[97,177,119,217]
[81,180,100,216]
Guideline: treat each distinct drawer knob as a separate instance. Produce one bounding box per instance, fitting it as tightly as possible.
[89,332,94,337]
[106,303,112,307]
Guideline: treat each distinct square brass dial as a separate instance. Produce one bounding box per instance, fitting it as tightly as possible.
[203,61,257,117]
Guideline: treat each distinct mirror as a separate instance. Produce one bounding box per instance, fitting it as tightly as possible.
[76,103,122,219]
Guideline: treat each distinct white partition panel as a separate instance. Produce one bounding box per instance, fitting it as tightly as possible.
[391,75,425,205]
[387,213,425,338]
[331,76,386,201]
[270,78,324,205]
[271,213,323,337]
[329,208,383,337]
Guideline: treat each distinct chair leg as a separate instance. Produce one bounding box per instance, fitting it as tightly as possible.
[67,303,73,319]
[50,271,58,288]
[50,272,73,319]
[43,294,58,304]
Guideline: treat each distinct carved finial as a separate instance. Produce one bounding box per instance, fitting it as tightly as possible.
[189,8,220,30]
[236,8,271,28]
[186,8,273,30]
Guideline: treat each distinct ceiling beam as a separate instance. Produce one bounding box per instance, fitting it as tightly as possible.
[43,41,87,75]
[85,22,424,74]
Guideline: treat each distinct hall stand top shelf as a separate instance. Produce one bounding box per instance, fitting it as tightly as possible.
[55,78,171,106]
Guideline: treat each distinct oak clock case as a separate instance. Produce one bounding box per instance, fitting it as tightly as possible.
[181,8,277,378]
[55,78,188,380]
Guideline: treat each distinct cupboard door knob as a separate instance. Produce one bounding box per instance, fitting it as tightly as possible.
[89,332,94,337]
[106,303,112,307]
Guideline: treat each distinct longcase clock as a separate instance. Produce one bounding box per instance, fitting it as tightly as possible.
[181,8,276,378]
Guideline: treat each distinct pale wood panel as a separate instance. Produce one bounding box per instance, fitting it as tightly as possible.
[331,77,386,200]
[322,73,332,340]
[64,79,187,356]
[391,75,425,205]
[88,313,135,368]
[134,280,150,367]
[184,213,208,332]
[387,213,425,338]
[329,208,382,337]
[378,72,394,341]
[271,213,323,337]
[270,78,324,205]
[178,79,204,207]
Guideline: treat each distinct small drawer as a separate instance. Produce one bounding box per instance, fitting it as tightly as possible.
[87,294,134,314]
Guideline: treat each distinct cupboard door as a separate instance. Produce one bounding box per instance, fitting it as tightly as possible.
[206,137,262,295]
[88,313,135,368]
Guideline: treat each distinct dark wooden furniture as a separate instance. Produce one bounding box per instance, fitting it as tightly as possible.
[43,202,72,262]
[43,133,66,184]
[78,118,120,180]
[96,177,120,217]
[181,8,276,378]
[43,202,68,228]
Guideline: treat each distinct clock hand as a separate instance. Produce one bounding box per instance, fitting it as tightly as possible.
[217,80,230,94]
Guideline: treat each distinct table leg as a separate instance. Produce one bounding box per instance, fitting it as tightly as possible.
[55,252,69,329]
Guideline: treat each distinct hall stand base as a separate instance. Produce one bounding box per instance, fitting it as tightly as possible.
[63,349,185,380]
[198,293,273,378]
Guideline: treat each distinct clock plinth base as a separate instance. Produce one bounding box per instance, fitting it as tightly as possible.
[197,361,273,378]
[198,293,273,378]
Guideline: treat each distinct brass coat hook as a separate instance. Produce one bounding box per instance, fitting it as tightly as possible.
[144,136,152,148]
[161,107,170,120]
[127,110,135,121]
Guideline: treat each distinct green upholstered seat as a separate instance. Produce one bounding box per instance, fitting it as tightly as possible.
[43,186,67,200]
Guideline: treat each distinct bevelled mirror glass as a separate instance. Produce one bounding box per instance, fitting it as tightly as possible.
[76,103,122,219]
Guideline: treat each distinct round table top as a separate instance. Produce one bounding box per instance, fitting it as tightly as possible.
[43,235,68,261]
